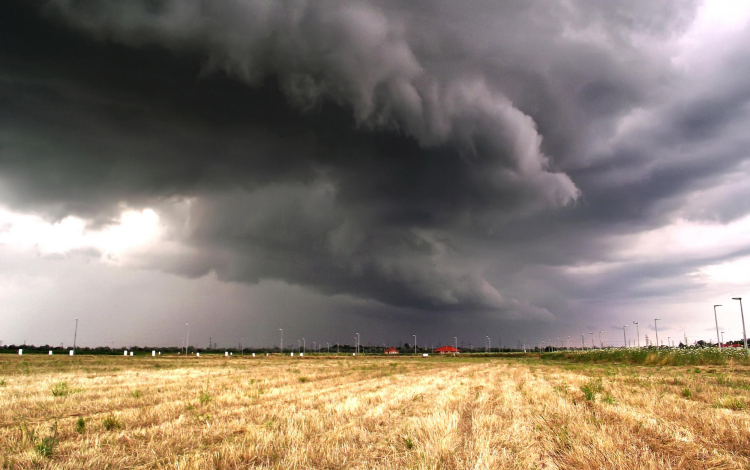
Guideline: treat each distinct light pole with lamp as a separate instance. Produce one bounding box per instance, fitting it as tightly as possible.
[73,318,78,353]
[413,335,417,355]
[714,305,722,349]
[633,322,640,347]
[599,330,604,348]
[654,318,661,347]
[622,325,628,348]
[732,298,747,350]
[279,329,283,354]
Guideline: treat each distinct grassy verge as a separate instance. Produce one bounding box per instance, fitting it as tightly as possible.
[542,347,750,366]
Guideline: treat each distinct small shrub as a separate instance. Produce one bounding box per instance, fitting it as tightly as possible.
[36,437,57,458]
[199,391,212,405]
[580,377,604,401]
[76,417,86,434]
[298,377,309,383]
[681,388,692,399]
[602,393,615,404]
[130,390,142,398]
[103,414,122,431]
[402,437,415,450]
[35,423,58,458]
[51,382,70,397]
[0,378,6,386]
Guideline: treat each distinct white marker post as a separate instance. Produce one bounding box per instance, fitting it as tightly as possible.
[49,350,53,355]
[129,351,133,356]
[69,350,73,356]
[152,350,156,357]
[124,350,128,356]
[18,349,22,355]
[225,352,229,357]
[197,352,200,357]
[252,353,256,357]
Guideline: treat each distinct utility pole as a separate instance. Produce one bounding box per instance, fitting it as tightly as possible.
[654,318,661,347]
[279,329,283,353]
[633,322,640,347]
[413,335,417,355]
[581,334,585,349]
[185,323,190,356]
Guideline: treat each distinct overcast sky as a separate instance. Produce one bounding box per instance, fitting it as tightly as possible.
[2,0,750,350]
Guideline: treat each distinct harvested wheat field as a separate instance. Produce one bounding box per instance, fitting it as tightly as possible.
[3,354,750,469]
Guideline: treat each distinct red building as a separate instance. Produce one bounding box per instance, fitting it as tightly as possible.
[435,345,460,354]
[384,347,400,355]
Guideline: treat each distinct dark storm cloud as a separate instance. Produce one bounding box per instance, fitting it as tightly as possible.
[2,0,750,323]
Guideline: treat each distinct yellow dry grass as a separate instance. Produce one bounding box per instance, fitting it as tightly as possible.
[2,355,750,469]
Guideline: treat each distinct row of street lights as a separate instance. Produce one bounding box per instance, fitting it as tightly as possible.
[712,298,747,349]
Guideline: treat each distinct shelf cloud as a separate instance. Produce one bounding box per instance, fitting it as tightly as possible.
[2,0,750,345]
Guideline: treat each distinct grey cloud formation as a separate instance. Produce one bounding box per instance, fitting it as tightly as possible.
[2,0,750,340]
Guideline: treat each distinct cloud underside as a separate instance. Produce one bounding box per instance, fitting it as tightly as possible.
[2,0,750,319]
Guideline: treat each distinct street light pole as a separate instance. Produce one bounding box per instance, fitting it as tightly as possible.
[599,330,604,348]
[413,335,417,355]
[622,325,628,348]
[721,331,725,346]
[632,322,640,347]
[279,329,283,353]
[566,336,570,350]
[581,334,585,349]
[185,323,190,356]
[654,318,661,347]
[590,332,594,349]
[454,336,457,351]
[73,318,78,352]
[732,298,747,350]
[714,305,722,349]
[356,333,360,355]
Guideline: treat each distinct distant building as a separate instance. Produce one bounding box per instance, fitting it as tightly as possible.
[384,347,400,355]
[435,345,460,354]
